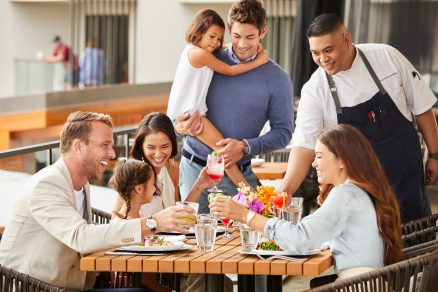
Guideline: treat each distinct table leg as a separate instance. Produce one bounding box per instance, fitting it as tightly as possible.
[238,275,255,291]
[238,275,282,292]
[205,274,224,292]
[267,275,282,291]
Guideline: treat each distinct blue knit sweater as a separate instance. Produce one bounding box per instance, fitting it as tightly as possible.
[184,46,293,165]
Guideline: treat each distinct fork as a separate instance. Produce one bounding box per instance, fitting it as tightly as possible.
[255,254,307,262]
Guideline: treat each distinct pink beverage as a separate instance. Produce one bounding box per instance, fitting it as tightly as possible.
[208,173,223,182]
[219,217,231,227]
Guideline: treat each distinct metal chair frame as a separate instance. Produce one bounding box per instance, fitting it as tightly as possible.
[0,264,64,292]
[309,249,438,292]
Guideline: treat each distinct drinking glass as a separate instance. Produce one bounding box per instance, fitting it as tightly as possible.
[282,197,303,224]
[271,192,288,219]
[207,191,225,216]
[219,216,233,238]
[195,214,218,252]
[176,201,199,231]
[206,153,224,192]
[239,224,261,252]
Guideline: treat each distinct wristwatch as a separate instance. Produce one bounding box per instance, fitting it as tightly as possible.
[146,215,157,234]
[428,153,438,160]
[242,139,251,156]
[246,211,256,226]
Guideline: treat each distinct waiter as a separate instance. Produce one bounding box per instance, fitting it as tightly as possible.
[282,13,438,223]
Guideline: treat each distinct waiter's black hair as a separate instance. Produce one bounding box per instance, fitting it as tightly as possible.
[306,13,343,38]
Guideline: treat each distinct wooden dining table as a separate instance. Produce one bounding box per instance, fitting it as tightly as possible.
[252,162,288,180]
[80,229,333,291]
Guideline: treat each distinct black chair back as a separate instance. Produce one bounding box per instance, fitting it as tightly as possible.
[0,264,64,292]
[309,249,438,292]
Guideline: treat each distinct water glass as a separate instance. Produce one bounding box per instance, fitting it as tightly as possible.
[282,197,303,224]
[195,214,218,252]
[176,201,199,230]
[239,224,261,252]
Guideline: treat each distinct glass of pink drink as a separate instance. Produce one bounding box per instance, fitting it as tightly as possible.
[219,216,233,238]
[206,153,224,193]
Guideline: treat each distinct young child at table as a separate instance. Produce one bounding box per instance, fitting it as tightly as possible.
[167,8,268,188]
[109,159,159,219]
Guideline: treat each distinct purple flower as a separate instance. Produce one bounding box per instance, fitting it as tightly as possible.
[232,191,247,206]
[248,199,264,214]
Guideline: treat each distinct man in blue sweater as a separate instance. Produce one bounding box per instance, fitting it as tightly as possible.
[177,0,293,214]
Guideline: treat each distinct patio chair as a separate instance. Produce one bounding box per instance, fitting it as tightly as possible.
[401,213,437,236]
[0,264,64,292]
[308,248,438,292]
[402,226,438,248]
[403,238,438,259]
[256,148,290,162]
[91,207,112,224]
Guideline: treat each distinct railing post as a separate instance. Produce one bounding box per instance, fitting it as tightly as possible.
[125,133,129,158]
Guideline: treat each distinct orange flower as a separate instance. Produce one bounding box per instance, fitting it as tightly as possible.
[256,185,276,211]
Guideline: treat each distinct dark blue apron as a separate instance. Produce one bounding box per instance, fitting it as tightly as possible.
[326,49,431,223]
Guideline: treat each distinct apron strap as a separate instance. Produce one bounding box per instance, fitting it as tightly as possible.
[357,49,387,94]
[326,72,343,114]
[326,48,388,115]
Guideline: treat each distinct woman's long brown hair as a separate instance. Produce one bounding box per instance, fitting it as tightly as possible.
[318,124,402,265]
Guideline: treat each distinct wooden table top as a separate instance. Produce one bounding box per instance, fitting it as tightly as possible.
[252,162,288,180]
[80,230,332,276]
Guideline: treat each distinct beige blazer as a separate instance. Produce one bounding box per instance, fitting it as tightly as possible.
[0,159,142,291]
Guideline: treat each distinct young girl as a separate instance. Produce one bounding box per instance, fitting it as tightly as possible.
[167,9,268,188]
[109,159,159,219]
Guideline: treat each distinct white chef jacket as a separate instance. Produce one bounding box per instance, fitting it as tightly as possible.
[292,43,437,150]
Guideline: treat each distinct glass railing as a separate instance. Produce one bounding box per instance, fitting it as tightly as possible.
[14,58,66,95]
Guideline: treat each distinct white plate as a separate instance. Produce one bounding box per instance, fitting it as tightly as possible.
[117,241,187,252]
[241,248,321,257]
[251,158,265,167]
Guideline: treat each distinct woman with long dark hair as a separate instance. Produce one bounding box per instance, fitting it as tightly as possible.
[211,124,402,280]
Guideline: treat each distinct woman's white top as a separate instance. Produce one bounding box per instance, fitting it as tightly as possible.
[292,43,437,150]
[140,167,176,216]
[167,44,213,119]
[264,180,385,272]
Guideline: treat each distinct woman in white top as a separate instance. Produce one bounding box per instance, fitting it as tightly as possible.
[114,112,212,217]
[211,124,403,282]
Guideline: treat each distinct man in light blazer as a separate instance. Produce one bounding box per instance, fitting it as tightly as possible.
[0,111,195,291]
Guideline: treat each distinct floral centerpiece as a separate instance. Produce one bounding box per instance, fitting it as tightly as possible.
[233,183,288,251]
[232,183,287,217]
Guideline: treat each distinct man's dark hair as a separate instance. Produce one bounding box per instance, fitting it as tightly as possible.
[52,35,61,43]
[228,0,266,32]
[306,13,343,38]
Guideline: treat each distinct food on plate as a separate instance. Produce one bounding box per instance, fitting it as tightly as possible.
[144,235,174,247]
[256,238,282,251]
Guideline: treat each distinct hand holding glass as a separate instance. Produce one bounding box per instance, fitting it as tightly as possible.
[176,201,199,231]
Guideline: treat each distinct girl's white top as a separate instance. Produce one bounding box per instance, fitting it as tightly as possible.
[140,167,176,216]
[167,44,213,119]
